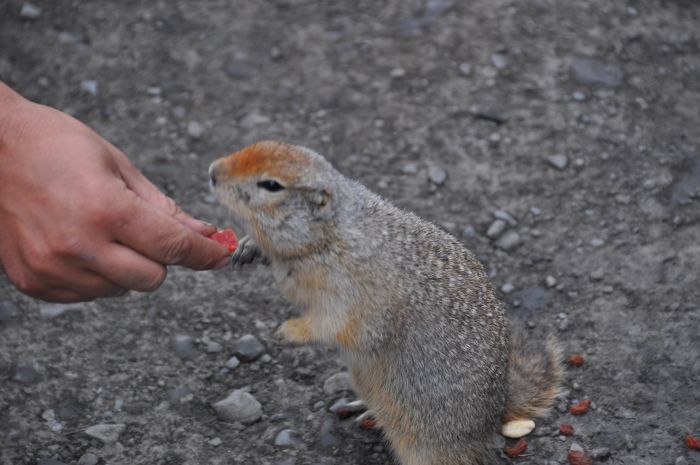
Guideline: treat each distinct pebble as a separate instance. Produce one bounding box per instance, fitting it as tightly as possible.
[558,318,569,331]
[494,210,517,225]
[323,372,353,395]
[572,91,586,101]
[20,2,41,19]
[42,409,63,432]
[240,112,272,128]
[546,154,569,170]
[458,62,472,76]
[590,238,605,247]
[235,334,266,362]
[570,56,623,88]
[591,447,611,459]
[187,121,204,139]
[85,423,125,444]
[462,225,477,238]
[500,283,515,294]
[401,162,418,175]
[225,356,241,370]
[14,360,40,384]
[545,276,557,288]
[174,335,196,360]
[390,67,406,78]
[78,80,98,97]
[486,219,507,239]
[530,206,542,216]
[319,417,340,448]
[212,389,262,424]
[202,336,223,353]
[167,386,193,404]
[260,354,272,363]
[589,269,605,281]
[569,442,584,453]
[495,231,521,251]
[224,60,254,80]
[208,437,223,447]
[427,165,447,185]
[491,53,508,69]
[39,303,83,320]
[675,457,688,465]
[274,428,302,447]
[38,460,67,465]
[0,300,18,323]
[77,453,99,465]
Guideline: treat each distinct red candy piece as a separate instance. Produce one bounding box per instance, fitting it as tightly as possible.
[209,229,238,253]
[570,399,592,415]
[567,450,592,465]
[360,418,377,430]
[560,423,575,436]
[569,355,585,367]
[688,435,700,450]
[505,439,528,458]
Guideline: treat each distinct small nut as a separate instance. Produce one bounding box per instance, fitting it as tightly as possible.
[501,419,536,438]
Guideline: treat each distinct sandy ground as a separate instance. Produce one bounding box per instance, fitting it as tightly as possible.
[1,0,699,464]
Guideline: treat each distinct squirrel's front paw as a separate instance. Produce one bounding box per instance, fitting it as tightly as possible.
[231,235,270,269]
[275,318,313,344]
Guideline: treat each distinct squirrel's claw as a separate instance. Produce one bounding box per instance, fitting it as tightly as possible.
[231,235,270,269]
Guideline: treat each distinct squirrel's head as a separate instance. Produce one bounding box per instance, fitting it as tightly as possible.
[209,141,339,259]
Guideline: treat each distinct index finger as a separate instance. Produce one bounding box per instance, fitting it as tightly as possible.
[111,190,230,270]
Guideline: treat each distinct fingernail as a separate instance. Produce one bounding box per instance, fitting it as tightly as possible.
[213,256,230,270]
[200,221,217,231]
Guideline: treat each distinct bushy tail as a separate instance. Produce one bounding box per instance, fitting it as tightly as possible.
[504,328,564,422]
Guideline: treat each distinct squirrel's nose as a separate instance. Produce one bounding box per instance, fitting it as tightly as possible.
[208,162,220,187]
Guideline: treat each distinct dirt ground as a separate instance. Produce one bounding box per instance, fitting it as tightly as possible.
[1,0,699,464]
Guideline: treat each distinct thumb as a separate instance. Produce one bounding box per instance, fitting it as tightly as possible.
[110,147,217,236]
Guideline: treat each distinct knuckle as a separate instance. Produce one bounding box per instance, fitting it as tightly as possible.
[8,269,40,296]
[161,233,192,264]
[162,196,182,217]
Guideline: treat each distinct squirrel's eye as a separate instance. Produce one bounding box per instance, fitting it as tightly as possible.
[257,180,285,192]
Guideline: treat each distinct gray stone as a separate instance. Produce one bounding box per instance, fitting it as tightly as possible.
[572,90,586,101]
[500,283,515,294]
[174,335,196,360]
[274,428,302,447]
[167,386,192,403]
[675,457,688,465]
[225,356,241,369]
[486,219,507,239]
[589,269,605,281]
[591,447,611,459]
[530,206,542,216]
[212,389,262,424]
[427,166,447,185]
[323,372,353,395]
[79,80,98,96]
[85,423,125,443]
[461,225,477,238]
[39,303,83,320]
[491,53,507,69]
[494,210,517,225]
[401,162,418,175]
[241,112,271,128]
[570,56,623,88]
[390,67,406,78]
[187,121,204,139]
[558,318,569,331]
[14,360,40,384]
[494,231,521,251]
[545,276,557,288]
[546,154,569,170]
[208,437,223,447]
[590,238,605,247]
[77,453,99,465]
[38,460,67,465]
[20,2,41,19]
[0,301,18,323]
[319,417,340,448]
[569,442,584,453]
[42,409,63,432]
[202,336,223,353]
[235,334,266,362]
[224,59,254,80]
[458,62,472,76]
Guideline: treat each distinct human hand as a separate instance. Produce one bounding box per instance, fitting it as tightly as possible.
[0,83,230,302]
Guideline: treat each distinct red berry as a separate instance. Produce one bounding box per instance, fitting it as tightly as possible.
[559,423,575,436]
[504,439,528,458]
[360,418,376,430]
[209,228,238,253]
[567,450,592,465]
[569,355,585,367]
[570,399,592,415]
[688,435,700,450]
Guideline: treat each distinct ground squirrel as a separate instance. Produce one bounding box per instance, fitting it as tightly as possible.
[209,141,563,465]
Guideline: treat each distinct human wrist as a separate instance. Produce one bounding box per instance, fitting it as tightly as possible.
[0,82,33,152]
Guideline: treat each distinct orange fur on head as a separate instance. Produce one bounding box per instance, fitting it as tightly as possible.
[219,140,311,185]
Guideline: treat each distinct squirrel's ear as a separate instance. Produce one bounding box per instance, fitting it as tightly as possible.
[307,187,333,220]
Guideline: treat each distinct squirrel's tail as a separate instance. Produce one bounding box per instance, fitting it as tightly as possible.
[504,328,564,422]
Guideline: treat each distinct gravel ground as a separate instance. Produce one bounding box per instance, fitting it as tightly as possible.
[1,1,699,464]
